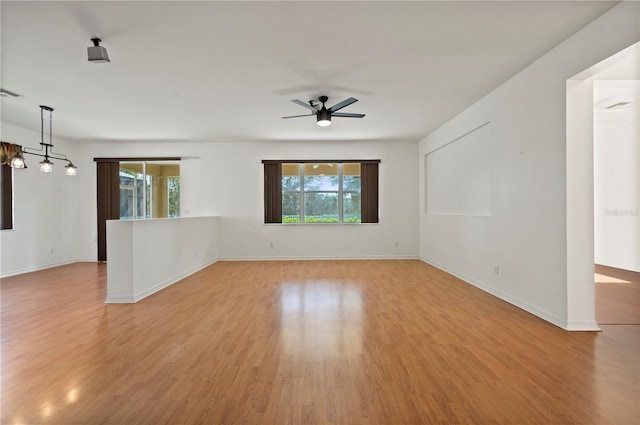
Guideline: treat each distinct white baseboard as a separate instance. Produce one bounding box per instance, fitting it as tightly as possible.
[1,256,418,279]
[76,257,98,263]
[419,257,582,331]
[565,320,601,331]
[219,255,420,261]
[0,259,77,278]
[104,296,136,303]
[105,259,218,304]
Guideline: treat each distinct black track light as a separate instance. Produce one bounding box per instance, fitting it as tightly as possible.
[88,38,110,63]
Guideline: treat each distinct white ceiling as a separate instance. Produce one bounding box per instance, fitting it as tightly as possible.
[0,1,619,145]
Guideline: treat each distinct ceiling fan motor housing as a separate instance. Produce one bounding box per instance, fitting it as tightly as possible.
[317,107,331,122]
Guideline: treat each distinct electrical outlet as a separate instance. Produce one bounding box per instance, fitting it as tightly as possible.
[494,266,500,275]
[394,241,399,248]
[269,242,275,249]
[50,248,55,255]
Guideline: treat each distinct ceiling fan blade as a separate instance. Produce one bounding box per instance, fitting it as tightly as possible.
[332,112,365,118]
[282,113,315,119]
[328,97,358,112]
[292,99,319,112]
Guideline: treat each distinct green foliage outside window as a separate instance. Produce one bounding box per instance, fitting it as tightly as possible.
[281,163,361,223]
[167,176,180,218]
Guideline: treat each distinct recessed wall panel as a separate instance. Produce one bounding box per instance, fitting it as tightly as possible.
[425,122,492,216]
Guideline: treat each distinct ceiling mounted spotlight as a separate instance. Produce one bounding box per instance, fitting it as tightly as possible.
[88,38,110,63]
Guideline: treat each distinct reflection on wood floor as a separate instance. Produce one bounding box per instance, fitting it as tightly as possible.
[1,260,639,424]
[595,264,640,325]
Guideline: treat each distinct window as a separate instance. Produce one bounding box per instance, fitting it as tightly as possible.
[95,157,181,262]
[119,161,180,220]
[302,163,341,223]
[119,164,150,219]
[1,164,12,230]
[282,163,360,223]
[282,164,301,222]
[263,160,379,224]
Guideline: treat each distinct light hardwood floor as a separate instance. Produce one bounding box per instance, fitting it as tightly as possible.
[2,260,638,424]
[595,264,640,325]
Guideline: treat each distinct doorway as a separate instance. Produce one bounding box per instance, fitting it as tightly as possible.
[592,63,639,325]
[566,42,639,329]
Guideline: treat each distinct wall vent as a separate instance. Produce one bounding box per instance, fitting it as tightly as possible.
[0,88,22,98]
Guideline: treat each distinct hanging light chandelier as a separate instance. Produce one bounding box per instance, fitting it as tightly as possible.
[12,105,77,175]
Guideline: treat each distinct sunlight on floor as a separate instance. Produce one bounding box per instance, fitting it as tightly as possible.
[594,273,631,284]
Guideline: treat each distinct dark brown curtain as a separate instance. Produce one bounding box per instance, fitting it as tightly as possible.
[96,161,120,261]
[361,162,379,223]
[263,162,282,223]
[0,164,12,230]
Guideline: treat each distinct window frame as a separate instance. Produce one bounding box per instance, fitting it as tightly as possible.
[287,163,350,224]
[263,159,380,224]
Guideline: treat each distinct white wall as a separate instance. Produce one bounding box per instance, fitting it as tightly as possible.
[74,139,419,262]
[2,133,419,275]
[566,76,598,331]
[594,80,639,272]
[106,216,219,303]
[0,123,77,277]
[419,2,639,330]
[425,121,493,216]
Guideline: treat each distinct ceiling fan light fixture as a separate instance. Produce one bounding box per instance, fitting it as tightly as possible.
[317,108,332,127]
[283,95,363,126]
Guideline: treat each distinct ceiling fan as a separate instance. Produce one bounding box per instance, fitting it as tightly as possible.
[282,95,365,127]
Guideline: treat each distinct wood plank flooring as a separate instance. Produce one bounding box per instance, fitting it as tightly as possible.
[1,260,639,424]
[595,264,640,325]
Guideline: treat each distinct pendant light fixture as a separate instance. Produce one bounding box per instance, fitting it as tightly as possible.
[17,105,77,175]
[10,151,25,168]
